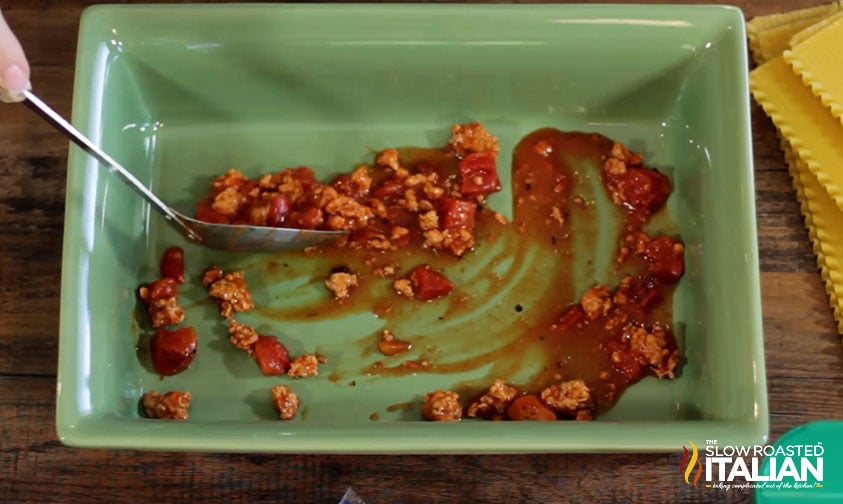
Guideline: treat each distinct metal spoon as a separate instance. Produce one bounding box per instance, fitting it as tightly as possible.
[21,89,347,251]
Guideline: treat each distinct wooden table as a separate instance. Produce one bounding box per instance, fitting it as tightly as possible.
[1,1,841,502]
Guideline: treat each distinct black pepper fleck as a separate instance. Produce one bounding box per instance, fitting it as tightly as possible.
[515,304,524,313]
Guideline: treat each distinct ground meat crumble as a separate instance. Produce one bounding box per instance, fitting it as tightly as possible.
[325,271,359,299]
[288,354,320,378]
[580,285,612,320]
[142,390,191,420]
[540,379,594,419]
[422,389,462,422]
[228,318,259,351]
[393,278,414,298]
[467,379,517,419]
[271,384,300,421]
[449,122,500,158]
[138,278,185,328]
[615,322,680,379]
[203,266,255,319]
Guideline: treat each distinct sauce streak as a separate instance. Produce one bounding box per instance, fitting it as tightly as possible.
[386,402,414,413]
[246,128,684,417]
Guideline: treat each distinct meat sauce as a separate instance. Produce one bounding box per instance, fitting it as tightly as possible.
[191,125,684,419]
[494,129,683,414]
[194,124,500,260]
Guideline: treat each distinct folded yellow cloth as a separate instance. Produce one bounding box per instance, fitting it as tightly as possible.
[748,3,843,334]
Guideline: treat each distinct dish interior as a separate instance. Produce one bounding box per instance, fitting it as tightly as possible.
[58,4,765,451]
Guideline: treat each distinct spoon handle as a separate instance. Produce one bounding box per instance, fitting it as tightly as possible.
[21,89,197,238]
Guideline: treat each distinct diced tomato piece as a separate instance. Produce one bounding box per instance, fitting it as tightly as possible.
[409,265,455,301]
[438,197,476,230]
[331,174,356,196]
[146,277,178,301]
[195,197,231,224]
[160,247,185,284]
[371,178,404,200]
[555,304,587,333]
[286,206,324,230]
[151,326,197,376]
[459,152,501,196]
[252,335,291,375]
[265,194,291,227]
[384,206,416,228]
[617,276,661,311]
[606,340,646,382]
[618,168,671,215]
[287,166,320,193]
[643,236,685,283]
[506,395,557,421]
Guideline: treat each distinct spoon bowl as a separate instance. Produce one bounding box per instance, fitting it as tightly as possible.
[170,210,347,251]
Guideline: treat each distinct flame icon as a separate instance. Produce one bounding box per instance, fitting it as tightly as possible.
[680,441,703,486]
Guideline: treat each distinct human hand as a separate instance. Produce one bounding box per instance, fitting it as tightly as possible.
[0,8,30,103]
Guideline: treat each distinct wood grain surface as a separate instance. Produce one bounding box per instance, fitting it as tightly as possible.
[1,1,841,503]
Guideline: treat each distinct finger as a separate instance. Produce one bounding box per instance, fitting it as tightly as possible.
[0,9,30,102]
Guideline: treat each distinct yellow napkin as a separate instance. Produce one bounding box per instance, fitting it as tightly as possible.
[748,3,843,334]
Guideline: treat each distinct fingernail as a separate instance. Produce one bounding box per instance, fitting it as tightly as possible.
[3,64,29,92]
[0,65,31,103]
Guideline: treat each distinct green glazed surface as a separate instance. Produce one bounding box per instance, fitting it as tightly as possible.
[57,3,766,452]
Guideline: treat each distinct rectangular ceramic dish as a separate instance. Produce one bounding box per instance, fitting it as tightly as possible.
[57,3,766,453]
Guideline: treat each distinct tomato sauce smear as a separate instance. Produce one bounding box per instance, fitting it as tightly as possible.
[509,129,684,416]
